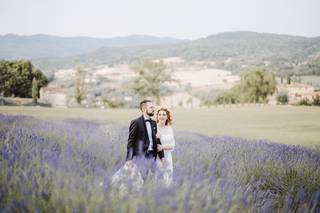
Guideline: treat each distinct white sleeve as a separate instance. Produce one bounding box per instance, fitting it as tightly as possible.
[170,127,175,151]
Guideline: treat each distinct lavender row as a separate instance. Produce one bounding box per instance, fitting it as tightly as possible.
[0,114,319,212]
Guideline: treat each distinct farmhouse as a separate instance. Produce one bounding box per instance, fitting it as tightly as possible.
[160,92,201,109]
[275,83,318,104]
[40,86,68,107]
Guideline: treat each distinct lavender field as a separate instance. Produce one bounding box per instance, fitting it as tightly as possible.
[0,113,320,212]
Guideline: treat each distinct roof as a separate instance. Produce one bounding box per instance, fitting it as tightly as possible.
[285,83,315,89]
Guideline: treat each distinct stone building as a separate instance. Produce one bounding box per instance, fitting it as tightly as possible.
[271,83,317,104]
[160,92,201,109]
[40,86,67,107]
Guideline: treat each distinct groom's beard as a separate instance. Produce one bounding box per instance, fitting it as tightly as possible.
[147,112,154,117]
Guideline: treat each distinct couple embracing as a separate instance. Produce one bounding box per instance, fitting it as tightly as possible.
[126,99,175,185]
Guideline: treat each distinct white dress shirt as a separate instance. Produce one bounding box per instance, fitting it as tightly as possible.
[144,116,154,151]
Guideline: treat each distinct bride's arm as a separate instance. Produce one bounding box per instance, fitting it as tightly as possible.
[160,144,174,151]
[157,142,174,151]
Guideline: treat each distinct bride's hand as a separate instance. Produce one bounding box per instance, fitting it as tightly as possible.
[156,132,160,139]
[157,144,163,152]
[125,160,133,167]
[161,158,165,166]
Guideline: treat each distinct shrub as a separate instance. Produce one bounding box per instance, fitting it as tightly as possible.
[298,98,312,106]
[312,94,320,106]
[277,90,289,104]
[215,90,240,104]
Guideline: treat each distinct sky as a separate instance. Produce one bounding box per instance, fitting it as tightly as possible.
[0,0,319,39]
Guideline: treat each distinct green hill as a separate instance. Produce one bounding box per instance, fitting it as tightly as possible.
[5,31,320,76]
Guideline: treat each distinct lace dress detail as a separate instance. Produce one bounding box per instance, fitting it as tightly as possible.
[158,125,175,184]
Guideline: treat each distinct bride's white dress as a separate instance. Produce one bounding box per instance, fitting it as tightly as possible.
[110,161,144,196]
[110,125,175,193]
[157,125,175,185]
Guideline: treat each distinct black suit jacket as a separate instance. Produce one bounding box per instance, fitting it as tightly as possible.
[126,115,164,161]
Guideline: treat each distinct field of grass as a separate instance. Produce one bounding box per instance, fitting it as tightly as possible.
[1,105,320,146]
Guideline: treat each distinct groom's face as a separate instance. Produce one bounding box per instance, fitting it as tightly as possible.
[144,102,155,117]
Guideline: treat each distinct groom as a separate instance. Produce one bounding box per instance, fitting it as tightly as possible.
[126,99,164,162]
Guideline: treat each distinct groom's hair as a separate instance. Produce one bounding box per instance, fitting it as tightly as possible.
[139,99,152,111]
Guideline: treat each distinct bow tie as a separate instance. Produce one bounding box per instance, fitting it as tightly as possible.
[145,119,152,122]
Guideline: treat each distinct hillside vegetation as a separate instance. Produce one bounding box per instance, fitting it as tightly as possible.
[28,31,320,76]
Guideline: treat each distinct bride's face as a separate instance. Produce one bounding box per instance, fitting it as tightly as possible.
[157,110,168,124]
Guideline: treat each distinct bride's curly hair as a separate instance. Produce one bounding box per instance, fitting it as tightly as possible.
[156,108,172,126]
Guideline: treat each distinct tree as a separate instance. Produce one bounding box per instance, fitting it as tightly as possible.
[213,69,277,104]
[286,75,291,85]
[307,56,320,75]
[298,98,311,106]
[74,66,86,105]
[215,89,240,104]
[312,94,320,106]
[239,68,277,103]
[132,60,176,104]
[0,60,48,98]
[277,90,289,104]
[32,77,38,103]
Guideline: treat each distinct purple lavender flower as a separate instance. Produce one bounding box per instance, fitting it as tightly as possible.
[0,114,320,212]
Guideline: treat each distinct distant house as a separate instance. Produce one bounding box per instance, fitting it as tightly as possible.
[160,92,201,109]
[40,86,67,107]
[272,83,317,104]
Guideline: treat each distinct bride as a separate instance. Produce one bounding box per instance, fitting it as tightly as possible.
[156,108,175,185]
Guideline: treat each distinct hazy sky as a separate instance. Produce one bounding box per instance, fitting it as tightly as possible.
[0,0,319,39]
